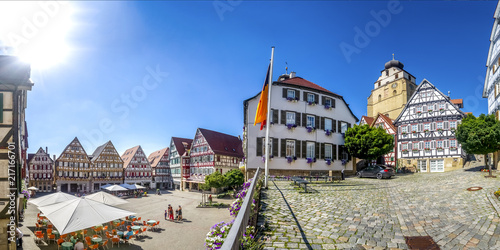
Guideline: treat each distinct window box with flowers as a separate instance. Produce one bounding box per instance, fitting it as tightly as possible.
[286,156,296,164]
[450,146,457,150]
[307,101,318,106]
[416,111,422,115]
[412,149,420,152]
[306,157,316,164]
[428,109,433,113]
[437,128,443,132]
[436,147,443,151]
[450,127,456,132]
[286,124,297,130]
[439,108,445,112]
[341,159,347,165]
[324,104,332,110]
[423,129,429,133]
[306,126,316,133]
[325,129,332,136]
[402,132,407,135]
[402,149,409,153]
[286,97,299,102]
[412,131,417,134]
[325,159,332,165]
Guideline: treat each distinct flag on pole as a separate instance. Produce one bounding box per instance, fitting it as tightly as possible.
[254,63,271,130]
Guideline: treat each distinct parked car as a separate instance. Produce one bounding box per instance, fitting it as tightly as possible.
[356,165,395,179]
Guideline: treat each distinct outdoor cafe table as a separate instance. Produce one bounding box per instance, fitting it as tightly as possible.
[53,230,60,238]
[117,231,124,238]
[91,236,102,244]
[61,241,73,250]
[131,226,141,231]
[146,220,156,226]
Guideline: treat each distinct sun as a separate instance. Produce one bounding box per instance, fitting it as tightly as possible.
[0,1,76,69]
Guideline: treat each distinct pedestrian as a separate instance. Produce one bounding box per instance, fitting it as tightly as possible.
[168,204,174,221]
[73,236,84,250]
[164,209,168,220]
[177,205,182,221]
[341,168,345,180]
[16,227,23,248]
[208,194,212,205]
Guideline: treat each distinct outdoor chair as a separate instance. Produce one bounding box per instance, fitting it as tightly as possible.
[57,239,65,250]
[111,237,120,247]
[89,244,99,249]
[141,227,147,237]
[95,227,102,235]
[124,234,133,245]
[142,221,147,226]
[47,233,56,244]
[35,232,45,244]
[103,225,108,231]
[47,228,52,235]
[101,239,109,250]
[83,229,88,235]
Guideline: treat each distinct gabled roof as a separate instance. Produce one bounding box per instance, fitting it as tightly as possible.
[371,113,396,132]
[450,99,463,108]
[56,137,91,162]
[27,153,35,164]
[360,116,374,125]
[197,128,244,158]
[171,137,192,157]
[394,79,466,125]
[278,77,337,96]
[147,147,169,168]
[0,56,33,88]
[91,141,122,163]
[121,145,141,168]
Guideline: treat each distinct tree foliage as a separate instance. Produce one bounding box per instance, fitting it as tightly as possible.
[204,171,227,189]
[456,114,500,155]
[344,124,394,161]
[224,169,244,190]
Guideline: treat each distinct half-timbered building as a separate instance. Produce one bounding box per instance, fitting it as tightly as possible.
[244,72,358,178]
[55,137,92,193]
[168,137,192,190]
[148,147,171,189]
[121,145,153,188]
[0,56,33,248]
[483,1,500,169]
[90,141,124,191]
[28,147,54,192]
[185,128,244,190]
[368,113,397,167]
[394,79,466,172]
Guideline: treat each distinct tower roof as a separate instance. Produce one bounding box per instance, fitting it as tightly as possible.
[384,59,404,70]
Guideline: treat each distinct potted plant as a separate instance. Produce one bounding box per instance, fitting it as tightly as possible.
[416,111,422,115]
[306,157,316,163]
[428,109,433,113]
[306,126,316,133]
[402,149,409,153]
[326,159,331,165]
[286,124,297,130]
[324,104,332,110]
[325,129,331,136]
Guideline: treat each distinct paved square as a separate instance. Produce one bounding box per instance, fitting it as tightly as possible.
[20,190,233,250]
[259,166,500,249]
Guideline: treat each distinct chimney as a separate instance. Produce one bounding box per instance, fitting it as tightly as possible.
[46,147,48,154]
[290,72,296,78]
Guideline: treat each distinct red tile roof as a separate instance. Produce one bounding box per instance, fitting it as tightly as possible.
[373,113,396,132]
[278,77,336,95]
[198,128,244,158]
[172,137,193,157]
[451,99,464,108]
[147,147,169,168]
[121,145,141,168]
[361,116,374,125]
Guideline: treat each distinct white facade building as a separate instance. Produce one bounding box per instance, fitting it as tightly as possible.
[244,72,358,177]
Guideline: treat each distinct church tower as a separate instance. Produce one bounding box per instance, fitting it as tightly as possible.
[367,57,418,120]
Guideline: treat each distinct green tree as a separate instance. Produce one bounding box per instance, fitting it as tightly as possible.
[344,124,394,162]
[224,169,244,191]
[204,171,227,189]
[456,114,500,176]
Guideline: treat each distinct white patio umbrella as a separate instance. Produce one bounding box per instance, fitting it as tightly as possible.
[28,192,78,207]
[120,183,146,190]
[85,191,128,206]
[37,197,136,235]
[104,184,128,191]
[27,186,38,191]
[100,184,112,189]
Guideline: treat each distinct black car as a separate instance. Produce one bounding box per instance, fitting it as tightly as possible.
[356,165,395,179]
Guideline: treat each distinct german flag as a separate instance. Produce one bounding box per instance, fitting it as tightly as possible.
[254,64,271,130]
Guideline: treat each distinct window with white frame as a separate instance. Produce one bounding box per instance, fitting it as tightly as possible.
[412,125,417,132]
[307,93,315,103]
[324,144,332,159]
[439,103,445,110]
[402,126,407,133]
[325,118,332,131]
[413,142,419,150]
[341,122,348,133]
[402,144,408,150]
[286,140,295,157]
[424,123,430,131]
[416,106,423,112]
[437,140,443,148]
[450,140,456,148]
[450,121,456,129]
[425,141,430,149]
[287,89,295,99]
[286,112,295,125]
[306,142,315,158]
[261,138,273,157]
[437,122,443,130]
[307,115,315,128]
[325,98,331,107]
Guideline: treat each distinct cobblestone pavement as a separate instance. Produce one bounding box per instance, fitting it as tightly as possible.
[258,165,500,249]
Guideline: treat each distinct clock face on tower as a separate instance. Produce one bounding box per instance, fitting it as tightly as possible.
[392,83,397,88]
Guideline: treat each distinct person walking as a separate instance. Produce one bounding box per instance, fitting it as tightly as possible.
[164,209,168,220]
[168,204,174,221]
[341,168,345,180]
[15,227,23,248]
[177,205,182,221]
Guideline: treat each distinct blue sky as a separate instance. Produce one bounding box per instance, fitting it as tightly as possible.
[0,1,495,157]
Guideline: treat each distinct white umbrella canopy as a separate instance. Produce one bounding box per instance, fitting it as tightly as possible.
[121,183,146,190]
[27,186,38,190]
[100,184,112,189]
[28,192,78,207]
[104,185,128,191]
[85,191,128,206]
[38,197,135,235]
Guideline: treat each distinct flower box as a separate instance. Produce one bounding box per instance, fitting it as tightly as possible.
[324,104,332,110]
[307,101,317,106]
[402,149,409,153]
[341,159,347,165]
[450,147,457,150]
[436,147,443,151]
[412,131,417,134]
[286,124,297,130]
[428,110,433,113]
[439,108,444,112]
[306,126,316,133]
[326,159,331,165]
[286,97,299,102]
[325,129,332,136]
[416,111,422,115]
[306,157,316,163]
[423,129,429,133]
[412,149,419,152]
[437,128,443,132]
[402,132,407,135]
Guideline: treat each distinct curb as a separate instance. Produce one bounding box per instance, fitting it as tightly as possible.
[486,191,500,217]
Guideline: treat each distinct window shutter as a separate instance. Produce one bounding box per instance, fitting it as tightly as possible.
[444,121,449,130]
[314,94,319,104]
[301,141,307,158]
[431,141,436,149]
[321,143,325,159]
[347,123,351,128]
[302,113,307,127]
[256,138,262,156]
[295,140,300,158]
[432,122,436,131]
[272,138,279,157]
[320,117,325,130]
[282,88,287,98]
[295,112,300,126]
[281,139,286,157]
[444,140,449,148]
[333,144,337,160]
[332,99,336,108]
[419,142,424,150]
[315,115,320,129]
[413,108,415,114]
[315,142,320,160]
[407,125,411,132]
[423,105,427,112]
[273,109,279,124]
[338,121,342,133]
[321,96,325,105]
[398,126,401,134]
[303,91,307,101]
[281,110,286,124]
[332,120,337,132]
[408,143,412,150]
[295,90,300,99]
[418,124,423,132]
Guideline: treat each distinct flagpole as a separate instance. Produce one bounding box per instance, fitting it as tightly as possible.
[264,46,274,188]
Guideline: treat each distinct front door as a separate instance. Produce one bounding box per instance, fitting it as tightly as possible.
[430,159,444,172]
[418,160,427,172]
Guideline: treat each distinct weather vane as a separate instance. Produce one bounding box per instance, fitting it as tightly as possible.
[392,53,395,60]
[285,61,288,74]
